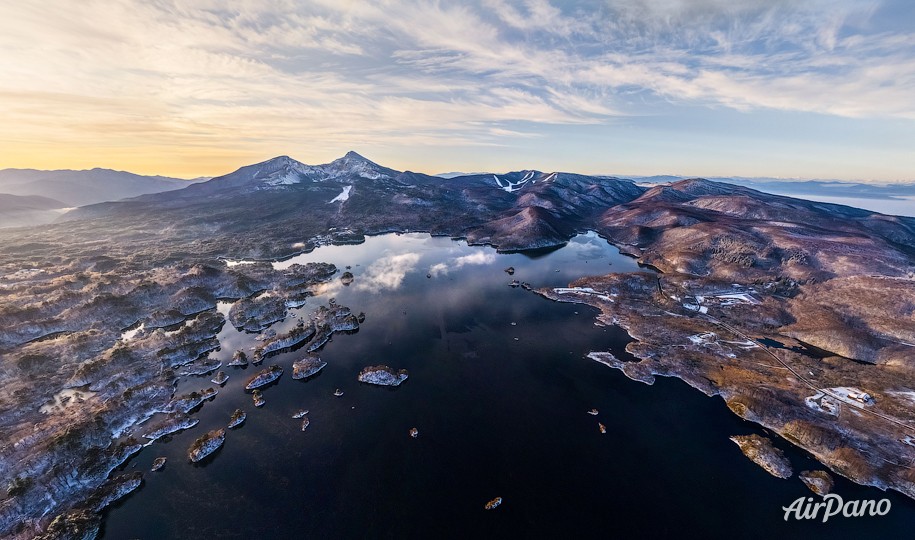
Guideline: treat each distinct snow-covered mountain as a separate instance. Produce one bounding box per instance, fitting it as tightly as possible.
[62,151,646,253]
[185,152,398,193]
[316,151,398,181]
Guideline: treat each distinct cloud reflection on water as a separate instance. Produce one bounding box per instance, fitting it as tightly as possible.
[355,252,422,293]
[428,251,497,277]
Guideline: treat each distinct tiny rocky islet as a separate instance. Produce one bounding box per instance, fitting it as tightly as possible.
[210,371,228,385]
[187,429,225,463]
[357,365,409,386]
[729,434,793,479]
[292,356,326,380]
[244,365,283,391]
[227,409,246,429]
[251,390,266,408]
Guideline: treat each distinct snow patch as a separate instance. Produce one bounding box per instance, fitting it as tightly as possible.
[493,172,536,193]
[120,323,145,342]
[265,170,302,186]
[713,292,759,306]
[887,390,915,404]
[40,388,97,414]
[330,185,353,203]
[805,392,840,416]
[223,259,256,267]
[553,287,597,294]
[688,332,717,345]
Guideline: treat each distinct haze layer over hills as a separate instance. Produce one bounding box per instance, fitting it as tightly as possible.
[0,168,202,228]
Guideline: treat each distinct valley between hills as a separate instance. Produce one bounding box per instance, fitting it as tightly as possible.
[0,152,914,538]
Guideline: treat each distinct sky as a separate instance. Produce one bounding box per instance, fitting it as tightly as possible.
[0,0,913,181]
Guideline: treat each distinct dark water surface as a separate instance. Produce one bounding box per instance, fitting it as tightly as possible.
[101,233,915,539]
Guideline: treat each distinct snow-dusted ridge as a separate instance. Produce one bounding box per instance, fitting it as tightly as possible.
[215,153,568,198]
[249,151,394,189]
[256,155,316,187]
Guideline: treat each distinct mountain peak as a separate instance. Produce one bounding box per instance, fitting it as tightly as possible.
[262,155,304,167]
[332,151,380,168]
[322,151,398,180]
[244,155,313,187]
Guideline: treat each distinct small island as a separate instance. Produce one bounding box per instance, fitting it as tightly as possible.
[245,365,283,390]
[357,365,409,386]
[252,390,266,407]
[292,356,327,379]
[799,470,834,496]
[188,429,226,463]
[210,371,229,385]
[730,434,793,479]
[227,350,248,367]
[228,409,246,429]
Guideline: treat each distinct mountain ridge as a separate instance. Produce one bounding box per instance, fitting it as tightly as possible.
[0,167,201,207]
[54,153,915,263]
[53,152,645,257]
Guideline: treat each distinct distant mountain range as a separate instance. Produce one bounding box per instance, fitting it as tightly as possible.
[28,151,904,268]
[627,174,915,198]
[0,168,205,227]
[4,162,910,231]
[436,171,489,179]
[0,167,202,206]
[0,168,203,228]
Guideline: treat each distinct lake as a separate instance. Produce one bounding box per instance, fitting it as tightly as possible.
[100,232,915,539]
